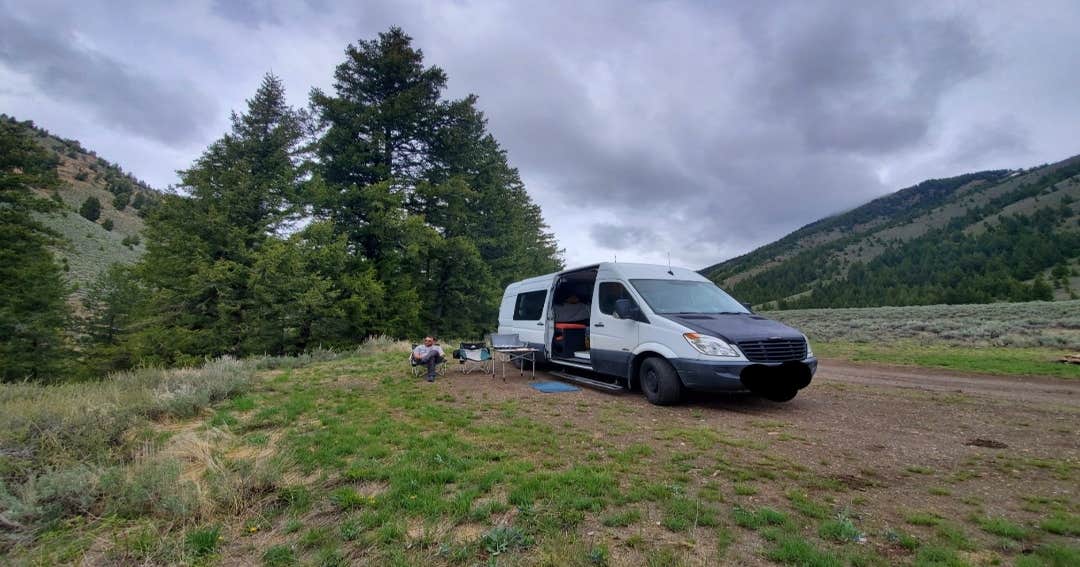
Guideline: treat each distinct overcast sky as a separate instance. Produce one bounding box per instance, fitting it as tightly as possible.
[3,1,1079,269]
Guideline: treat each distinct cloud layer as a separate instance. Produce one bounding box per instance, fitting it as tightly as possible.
[2,0,1078,269]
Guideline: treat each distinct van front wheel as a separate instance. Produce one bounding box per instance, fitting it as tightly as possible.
[640,357,683,405]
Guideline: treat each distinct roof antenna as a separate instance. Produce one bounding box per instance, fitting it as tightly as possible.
[667,251,674,275]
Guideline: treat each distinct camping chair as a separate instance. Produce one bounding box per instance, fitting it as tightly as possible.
[410,343,448,378]
[454,342,493,374]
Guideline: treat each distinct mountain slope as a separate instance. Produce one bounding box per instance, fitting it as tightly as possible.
[2,115,162,295]
[703,154,1080,308]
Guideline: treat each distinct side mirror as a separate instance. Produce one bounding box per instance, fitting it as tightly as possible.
[614,298,645,321]
[741,302,754,313]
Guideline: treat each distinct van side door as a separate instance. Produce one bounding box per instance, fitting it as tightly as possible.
[589,280,641,378]
[511,288,548,348]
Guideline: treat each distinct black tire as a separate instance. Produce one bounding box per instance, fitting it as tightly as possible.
[763,387,798,402]
[640,357,683,405]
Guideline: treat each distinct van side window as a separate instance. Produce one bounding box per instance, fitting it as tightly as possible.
[598,282,637,315]
[513,290,547,320]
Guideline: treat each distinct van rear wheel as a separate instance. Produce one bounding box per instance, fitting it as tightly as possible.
[640,357,683,405]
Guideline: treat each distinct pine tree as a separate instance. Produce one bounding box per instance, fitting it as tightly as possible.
[80,264,141,374]
[133,74,310,363]
[311,28,562,338]
[0,117,71,382]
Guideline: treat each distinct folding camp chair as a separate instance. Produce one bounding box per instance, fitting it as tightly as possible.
[410,343,447,378]
[454,342,493,374]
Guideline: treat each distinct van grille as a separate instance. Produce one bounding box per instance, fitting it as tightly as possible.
[736,338,807,362]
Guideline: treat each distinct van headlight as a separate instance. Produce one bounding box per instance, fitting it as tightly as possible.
[683,333,741,357]
[803,335,814,358]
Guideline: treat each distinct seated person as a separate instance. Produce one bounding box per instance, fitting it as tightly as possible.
[412,335,445,382]
[554,294,590,323]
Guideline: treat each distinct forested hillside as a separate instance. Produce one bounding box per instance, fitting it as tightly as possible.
[1,114,160,296]
[703,157,1080,309]
[0,27,562,382]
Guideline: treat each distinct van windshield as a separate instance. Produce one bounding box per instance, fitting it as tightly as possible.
[630,279,749,315]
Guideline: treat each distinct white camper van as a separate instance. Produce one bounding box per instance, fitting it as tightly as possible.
[497,263,817,405]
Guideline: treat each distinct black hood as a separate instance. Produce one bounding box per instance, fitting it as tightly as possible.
[662,313,805,344]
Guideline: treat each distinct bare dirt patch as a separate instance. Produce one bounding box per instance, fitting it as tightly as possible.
[429,357,1079,562]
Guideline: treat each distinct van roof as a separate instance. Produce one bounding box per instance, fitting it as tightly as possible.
[505,263,708,294]
[587,262,708,281]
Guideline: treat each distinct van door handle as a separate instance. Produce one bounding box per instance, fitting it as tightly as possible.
[536,322,544,326]
[594,322,605,327]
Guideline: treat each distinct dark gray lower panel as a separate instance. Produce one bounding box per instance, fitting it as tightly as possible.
[670,357,817,392]
[590,349,632,379]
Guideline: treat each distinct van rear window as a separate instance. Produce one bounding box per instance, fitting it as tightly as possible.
[513,290,547,320]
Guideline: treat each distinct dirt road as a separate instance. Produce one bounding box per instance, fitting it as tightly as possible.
[449,357,1079,563]
[816,359,1079,406]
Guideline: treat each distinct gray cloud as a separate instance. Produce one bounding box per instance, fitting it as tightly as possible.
[212,0,280,28]
[0,10,216,146]
[946,117,1029,169]
[589,223,661,251]
[736,3,988,154]
[1,0,1077,269]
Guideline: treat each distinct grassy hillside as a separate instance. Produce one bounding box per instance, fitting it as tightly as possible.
[703,156,1080,309]
[2,115,161,297]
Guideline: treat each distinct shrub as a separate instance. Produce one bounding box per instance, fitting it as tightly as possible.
[14,465,103,525]
[0,358,255,477]
[79,196,101,221]
[112,192,130,210]
[102,218,114,231]
[103,459,199,520]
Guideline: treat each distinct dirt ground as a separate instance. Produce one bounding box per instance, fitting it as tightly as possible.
[445,358,1079,465]
[437,357,1079,564]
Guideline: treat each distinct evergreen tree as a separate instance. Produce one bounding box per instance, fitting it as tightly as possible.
[0,118,71,382]
[311,28,562,338]
[80,264,141,374]
[133,74,310,363]
[79,195,101,221]
[312,27,447,190]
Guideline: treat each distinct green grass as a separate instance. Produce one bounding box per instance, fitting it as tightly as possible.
[185,525,222,557]
[1015,543,1080,567]
[765,532,842,567]
[1040,512,1080,536]
[814,342,1079,378]
[787,491,830,519]
[885,529,920,551]
[977,515,1029,540]
[733,506,790,530]
[818,514,861,542]
[4,343,1076,565]
[601,508,641,527]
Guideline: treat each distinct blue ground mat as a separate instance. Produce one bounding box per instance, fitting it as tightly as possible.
[530,381,580,393]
